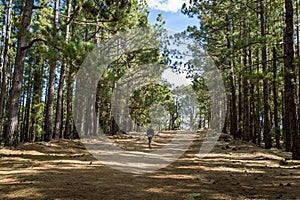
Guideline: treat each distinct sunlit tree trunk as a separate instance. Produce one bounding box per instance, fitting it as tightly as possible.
[0,0,13,141]
[21,68,32,143]
[53,0,71,139]
[5,0,34,146]
[44,0,60,141]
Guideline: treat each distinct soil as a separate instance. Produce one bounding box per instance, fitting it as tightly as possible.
[1,131,300,200]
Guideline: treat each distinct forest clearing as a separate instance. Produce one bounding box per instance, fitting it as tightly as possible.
[1,131,300,200]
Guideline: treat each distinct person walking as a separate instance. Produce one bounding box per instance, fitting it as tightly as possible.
[147,126,154,149]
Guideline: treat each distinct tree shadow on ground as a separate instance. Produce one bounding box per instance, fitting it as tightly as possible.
[1,132,300,199]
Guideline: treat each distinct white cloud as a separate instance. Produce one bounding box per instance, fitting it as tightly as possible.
[146,0,190,13]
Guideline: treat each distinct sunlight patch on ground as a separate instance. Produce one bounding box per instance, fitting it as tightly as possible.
[0,149,45,156]
[198,165,265,174]
[2,187,43,199]
[150,174,196,179]
[203,152,285,160]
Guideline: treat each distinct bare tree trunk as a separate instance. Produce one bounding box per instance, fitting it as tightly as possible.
[45,0,60,141]
[260,0,272,149]
[297,0,300,123]
[0,0,13,141]
[65,67,74,139]
[53,64,64,140]
[249,48,255,142]
[238,68,243,139]
[53,0,71,139]
[5,0,34,146]
[243,51,250,141]
[0,14,4,144]
[64,0,73,139]
[21,69,32,143]
[226,14,237,138]
[272,47,280,149]
[22,88,31,143]
[284,0,300,159]
[29,57,43,143]
[256,49,261,146]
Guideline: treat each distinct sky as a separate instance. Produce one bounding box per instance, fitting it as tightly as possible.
[145,0,199,87]
[146,0,199,32]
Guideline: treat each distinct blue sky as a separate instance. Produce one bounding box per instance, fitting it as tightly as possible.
[146,0,199,32]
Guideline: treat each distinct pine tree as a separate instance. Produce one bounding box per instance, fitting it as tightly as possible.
[283,0,300,159]
[5,0,34,146]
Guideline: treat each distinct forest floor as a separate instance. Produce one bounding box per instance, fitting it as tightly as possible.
[1,131,300,200]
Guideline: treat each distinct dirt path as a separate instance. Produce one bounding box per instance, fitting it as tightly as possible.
[1,131,300,199]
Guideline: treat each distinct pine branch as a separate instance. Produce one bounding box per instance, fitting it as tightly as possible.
[66,5,83,26]
[32,5,44,10]
[21,38,61,51]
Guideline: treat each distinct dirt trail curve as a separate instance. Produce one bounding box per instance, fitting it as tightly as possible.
[1,131,300,199]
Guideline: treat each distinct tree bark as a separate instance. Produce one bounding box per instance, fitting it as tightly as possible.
[297,0,300,122]
[64,67,74,139]
[256,48,261,146]
[53,0,71,139]
[249,48,255,142]
[272,47,280,149]
[64,0,73,139]
[45,0,60,141]
[29,58,43,143]
[0,0,13,141]
[260,0,272,149]
[226,14,237,138]
[21,69,32,143]
[243,51,250,141]
[238,66,243,139]
[53,64,65,139]
[284,0,300,159]
[5,0,34,146]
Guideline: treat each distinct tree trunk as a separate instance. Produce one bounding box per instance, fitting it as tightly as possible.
[53,0,71,139]
[0,0,13,141]
[272,47,280,149]
[29,58,43,143]
[45,0,60,141]
[22,87,31,143]
[5,0,34,146]
[21,69,32,143]
[65,67,73,139]
[249,48,255,142]
[238,67,243,139]
[256,44,261,146]
[44,61,55,141]
[284,0,300,159]
[0,14,4,144]
[53,64,65,139]
[226,14,237,138]
[297,0,300,122]
[243,51,250,141]
[64,0,73,139]
[260,0,272,149]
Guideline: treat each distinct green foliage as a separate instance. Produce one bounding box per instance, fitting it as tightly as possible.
[31,102,45,136]
[129,83,177,129]
[0,0,157,141]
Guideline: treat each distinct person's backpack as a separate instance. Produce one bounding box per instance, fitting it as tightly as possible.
[147,128,154,137]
